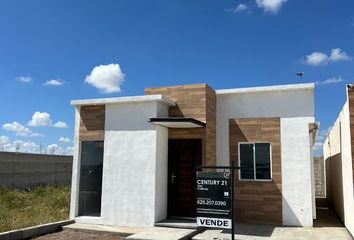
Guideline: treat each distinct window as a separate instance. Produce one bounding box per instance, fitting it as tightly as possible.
[78,141,104,216]
[239,143,271,181]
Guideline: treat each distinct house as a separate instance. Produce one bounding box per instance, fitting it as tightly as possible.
[323,85,354,236]
[69,82,317,228]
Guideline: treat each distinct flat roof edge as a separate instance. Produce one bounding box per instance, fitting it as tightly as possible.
[71,94,176,107]
[215,83,315,95]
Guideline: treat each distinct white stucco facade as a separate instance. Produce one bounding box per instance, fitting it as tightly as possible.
[70,98,172,227]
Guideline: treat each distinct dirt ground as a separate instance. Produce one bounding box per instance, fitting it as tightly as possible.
[33,229,128,240]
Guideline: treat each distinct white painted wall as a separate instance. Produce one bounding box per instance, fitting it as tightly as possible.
[70,106,81,219]
[281,117,315,226]
[101,102,169,227]
[324,101,354,236]
[216,87,315,227]
[72,101,170,227]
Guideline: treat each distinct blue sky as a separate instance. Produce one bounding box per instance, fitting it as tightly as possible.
[0,0,353,155]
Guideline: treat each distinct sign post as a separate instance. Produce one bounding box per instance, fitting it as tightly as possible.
[196,161,240,240]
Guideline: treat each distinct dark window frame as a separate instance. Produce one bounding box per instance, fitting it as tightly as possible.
[238,142,272,181]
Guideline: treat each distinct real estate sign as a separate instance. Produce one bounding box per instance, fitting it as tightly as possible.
[196,172,232,229]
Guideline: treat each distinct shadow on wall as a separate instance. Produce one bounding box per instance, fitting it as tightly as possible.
[325,153,345,222]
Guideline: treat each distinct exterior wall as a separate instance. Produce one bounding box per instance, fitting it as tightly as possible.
[145,84,216,165]
[314,157,325,198]
[229,118,282,224]
[324,99,354,236]
[71,101,170,227]
[217,87,315,226]
[100,102,169,227]
[281,117,314,226]
[0,152,72,189]
[70,107,82,219]
[349,88,354,187]
[216,88,314,166]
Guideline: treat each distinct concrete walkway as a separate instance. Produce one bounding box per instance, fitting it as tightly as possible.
[192,226,352,240]
[63,223,199,240]
[63,223,144,236]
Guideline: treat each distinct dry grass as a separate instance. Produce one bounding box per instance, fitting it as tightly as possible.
[0,185,70,232]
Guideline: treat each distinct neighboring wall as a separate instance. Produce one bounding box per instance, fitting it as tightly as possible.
[314,157,325,198]
[0,151,72,188]
[324,94,354,236]
[217,85,315,226]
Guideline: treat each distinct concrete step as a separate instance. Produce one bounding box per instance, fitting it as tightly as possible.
[155,219,197,229]
[127,226,200,240]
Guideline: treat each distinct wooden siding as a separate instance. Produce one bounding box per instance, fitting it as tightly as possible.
[205,85,216,166]
[145,84,216,166]
[79,105,105,140]
[229,117,282,224]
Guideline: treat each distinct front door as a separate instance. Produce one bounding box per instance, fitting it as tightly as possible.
[168,139,202,218]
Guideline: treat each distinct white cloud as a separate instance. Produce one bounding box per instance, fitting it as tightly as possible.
[28,112,52,127]
[256,0,287,14]
[235,3,248,12]
[316,76,344,86]
[13,140,40,153]
[85,63,125,94]
[17,76,32,83]
[226,3,249,13]
[65,146,74,155]
[54,121,68,128]
[47,143,73,155]
[304,48,352,66]
[2,122,33,136]
[30,133,45,137]
[44,79,64,86]
[329,48,352,62]
[313,130,329,156]
[305,52,328,66]
[47,144,60,154]
[0,135,10,150]
[59,137,71,143]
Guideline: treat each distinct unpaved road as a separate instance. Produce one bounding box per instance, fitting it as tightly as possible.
[33,229,127,240]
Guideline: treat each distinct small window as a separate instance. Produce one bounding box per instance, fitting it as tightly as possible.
[239,143,271,181]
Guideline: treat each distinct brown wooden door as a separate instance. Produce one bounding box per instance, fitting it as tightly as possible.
[168,139,202,218]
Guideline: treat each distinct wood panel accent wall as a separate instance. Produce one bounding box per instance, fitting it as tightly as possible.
[79,105,105,140]
[229,117,282,224]
[145,84,216,166]
[347,87,354,186]
[145,84,207,122]
[205,86,216,166]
